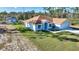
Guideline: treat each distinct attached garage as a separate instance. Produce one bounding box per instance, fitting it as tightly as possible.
[53,18,70,29]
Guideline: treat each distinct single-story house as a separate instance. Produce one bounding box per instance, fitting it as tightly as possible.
[52,18,70,30]
[6,17,17,23]
[23,15,70,31]
[23,15,55,31]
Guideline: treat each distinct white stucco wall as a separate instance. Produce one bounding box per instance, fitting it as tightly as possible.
[33,24,36,31]
[61,20,70,29]
[24,19,54,31]
[25,23,34,30]
[55,20,70,29]
[25,23,30,28]
[55,24,61,29]
[25,23,28,27]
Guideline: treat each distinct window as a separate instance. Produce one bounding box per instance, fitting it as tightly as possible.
[49,24,52,27]
[38,24,41,29]
[53,25,55,28]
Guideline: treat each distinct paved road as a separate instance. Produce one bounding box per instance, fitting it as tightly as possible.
[0,31,38,51]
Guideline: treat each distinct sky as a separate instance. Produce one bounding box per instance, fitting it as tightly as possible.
[0,7,45,13]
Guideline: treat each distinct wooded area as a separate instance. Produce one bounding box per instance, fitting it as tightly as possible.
[0,7,79,25]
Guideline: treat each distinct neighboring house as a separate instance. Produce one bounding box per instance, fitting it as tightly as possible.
[23,15,55,31]
[53,18,70,29]
[6,17,17,23]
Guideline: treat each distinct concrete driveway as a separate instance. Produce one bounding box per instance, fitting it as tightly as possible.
[65,30,79,34]
[50,28,79,34]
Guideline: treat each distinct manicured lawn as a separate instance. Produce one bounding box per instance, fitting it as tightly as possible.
[15,24,79,51]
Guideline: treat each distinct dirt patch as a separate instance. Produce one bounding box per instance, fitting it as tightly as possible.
[0,31,38,51]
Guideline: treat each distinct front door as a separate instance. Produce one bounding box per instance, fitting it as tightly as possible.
[44,22,48,30]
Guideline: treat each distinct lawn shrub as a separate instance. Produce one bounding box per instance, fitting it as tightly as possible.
[29,36,36,39]
[41,30,50,33]
[35,30,50,34]
[58,36,67,41]
[15,24,32,32]
[72,33,79,36]
[52,34,59,37]
[64,38,79,42]
[18,27,32,32]
[39,37,43,39]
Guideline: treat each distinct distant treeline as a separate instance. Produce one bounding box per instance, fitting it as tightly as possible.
[0,7,79,21]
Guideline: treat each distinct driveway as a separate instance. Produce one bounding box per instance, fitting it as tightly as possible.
[50,28,79,34]
[65,30,79,34]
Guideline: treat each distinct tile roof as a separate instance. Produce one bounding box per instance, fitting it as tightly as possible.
[23,15,68,24]
[52,18,67,24]
[23,15,52,24]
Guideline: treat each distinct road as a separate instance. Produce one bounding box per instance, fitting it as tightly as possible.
[0,31,38,51]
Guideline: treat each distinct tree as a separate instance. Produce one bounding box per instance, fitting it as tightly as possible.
[43,7,75,18]
[43,7,56,17]
[18,14,24,20]
[1,11,7,15]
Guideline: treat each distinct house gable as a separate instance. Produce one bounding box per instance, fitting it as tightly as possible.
[61,20,70,29]
[23,15,54,31]
[53,18,67,24]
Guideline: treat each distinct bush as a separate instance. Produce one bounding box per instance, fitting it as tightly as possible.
[16,26,32,32]
[29,37,36,39]
[58,36,66,41]
[64,37,79,42]
[53,34,59,37]
[17,27,26,32]
[12,21,22,25]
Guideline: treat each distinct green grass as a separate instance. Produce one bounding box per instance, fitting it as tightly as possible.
[69,18,79,25]
[14,24,79,51]
[0,18,4,21]
[13,24,24,29]
[22,31,79,51]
